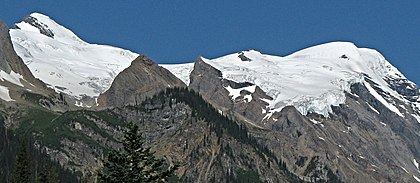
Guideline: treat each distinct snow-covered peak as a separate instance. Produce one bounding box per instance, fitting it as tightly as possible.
[204,49,283,63]
[163,41,419,119]
[10,13,139,106]
[287,42,362,60]
[14,12,86,45]
[239,50,264,60]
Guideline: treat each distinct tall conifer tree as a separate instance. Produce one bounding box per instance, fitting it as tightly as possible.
[98,122,177,182]
[13,141,31,183]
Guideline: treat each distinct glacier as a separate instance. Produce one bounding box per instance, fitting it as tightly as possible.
[10,13,138,104]
[164,42,420,118]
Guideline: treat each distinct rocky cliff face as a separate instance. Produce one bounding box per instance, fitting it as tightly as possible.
[97,55,186,107]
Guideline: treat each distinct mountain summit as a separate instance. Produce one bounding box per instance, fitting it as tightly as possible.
[10,12,138,106]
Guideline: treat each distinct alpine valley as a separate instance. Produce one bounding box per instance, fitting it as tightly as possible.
[0,13,419,183]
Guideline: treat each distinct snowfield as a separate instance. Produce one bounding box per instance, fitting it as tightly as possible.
[10,13,138,101]
[0,70,25,101]
[160,63,194,85]
[165,43,420,119]
[0,86,13,101]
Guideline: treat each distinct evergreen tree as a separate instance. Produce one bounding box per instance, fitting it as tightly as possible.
[13,141,31,183]
[36,168,48,183]
[98,122,177,182]
[49,165,59,183]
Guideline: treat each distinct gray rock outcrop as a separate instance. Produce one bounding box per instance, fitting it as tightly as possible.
[98,55,186,107]
[189,57,272,127]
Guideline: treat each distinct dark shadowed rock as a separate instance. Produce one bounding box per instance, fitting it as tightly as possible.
[385,77,419,102]
[20,15,54,38]
[238,52,252,61]
[0,21,12,73]
[189,57,231,108]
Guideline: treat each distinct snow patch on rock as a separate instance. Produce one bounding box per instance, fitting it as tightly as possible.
[224,85,256,103]
[401,166,409,173]
[0,70,24,87]
[310,119,324,127]
[412,114,420,123]
[366,102,380,114]
[0,86,13,101]
[363,80,403,117]
[414,175,420,182]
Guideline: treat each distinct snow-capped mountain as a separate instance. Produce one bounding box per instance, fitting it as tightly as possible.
[10,13,138,106]
[164,42,420,122]
[8,13,419,121]
[3,12,420,182]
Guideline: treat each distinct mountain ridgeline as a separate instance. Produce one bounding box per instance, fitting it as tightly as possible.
[0,12,419,183]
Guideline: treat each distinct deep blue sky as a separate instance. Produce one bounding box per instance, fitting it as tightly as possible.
[1,1,419,85]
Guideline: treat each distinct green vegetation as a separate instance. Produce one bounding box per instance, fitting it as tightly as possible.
[0,133,78,182]
[97,122,178,182]
[303,156,343,183]
[89,109,125,127]
[12,141,31,183]
[326,169,342,183]
[12,106,122,149]
[1,106,121,182]
[21,92,64,108]
[235,169,262,183]
[296,156,308,167]
[304,156,320,176]
[14,107,59,135]
[50,110,118,146]
[21,92,51,105]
